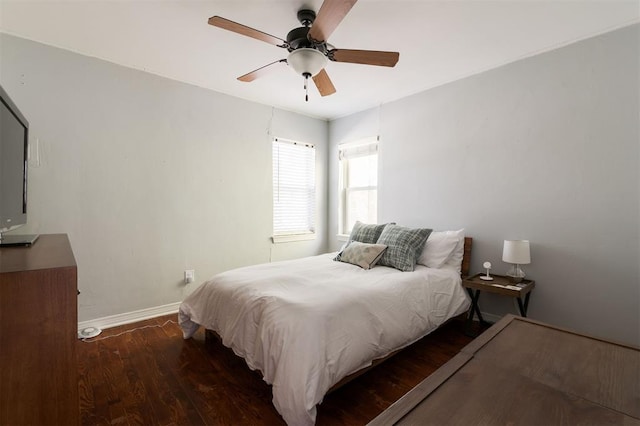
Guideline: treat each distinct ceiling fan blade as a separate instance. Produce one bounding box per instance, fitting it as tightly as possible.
[208,16,288,48]
[238,60,287,82]
[312,69,337,96]
[308,0,358,43]
[329,49,399,67]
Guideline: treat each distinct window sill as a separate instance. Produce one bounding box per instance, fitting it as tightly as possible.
[337,234,349,242]
[272,233,316,244]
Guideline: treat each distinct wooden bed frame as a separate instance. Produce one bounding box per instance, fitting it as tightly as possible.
[204,237,473,394]
[461,236,473,279]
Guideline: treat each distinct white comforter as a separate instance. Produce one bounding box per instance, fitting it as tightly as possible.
[178,253,470,425]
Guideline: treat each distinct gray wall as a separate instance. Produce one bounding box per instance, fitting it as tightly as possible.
[0,34,328,322]
[329,24,639,345]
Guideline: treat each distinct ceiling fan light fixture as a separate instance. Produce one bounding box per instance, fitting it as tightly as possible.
[287,48,327,77]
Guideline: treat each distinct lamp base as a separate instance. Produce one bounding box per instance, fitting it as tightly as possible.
[506,264,526,283]
[506,274,524,284]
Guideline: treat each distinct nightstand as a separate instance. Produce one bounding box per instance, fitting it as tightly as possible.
[462,273,535,335]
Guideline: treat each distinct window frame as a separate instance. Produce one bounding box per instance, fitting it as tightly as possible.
[337,137,379,239]
[272,137,316,243]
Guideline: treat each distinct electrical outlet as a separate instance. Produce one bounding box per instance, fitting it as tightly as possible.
[184,269,195,284]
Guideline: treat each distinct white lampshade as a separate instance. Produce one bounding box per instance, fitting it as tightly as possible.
[502,240,531,265]
[287,48,327,77]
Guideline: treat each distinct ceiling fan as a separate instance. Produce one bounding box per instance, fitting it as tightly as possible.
[208,0,400,101]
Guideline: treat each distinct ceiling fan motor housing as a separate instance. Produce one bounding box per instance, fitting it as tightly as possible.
[287,27,312,51]
[287,9,319,52]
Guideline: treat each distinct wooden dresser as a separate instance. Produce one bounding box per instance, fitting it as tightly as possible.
[369,314,640,425]
[0,234,79,425]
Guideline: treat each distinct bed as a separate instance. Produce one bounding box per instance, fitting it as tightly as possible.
[179,225,472,425]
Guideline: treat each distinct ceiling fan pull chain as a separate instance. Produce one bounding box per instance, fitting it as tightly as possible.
[304,73,310,102]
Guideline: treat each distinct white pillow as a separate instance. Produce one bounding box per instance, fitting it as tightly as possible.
[442,229,466,273]
[418,230,461,268]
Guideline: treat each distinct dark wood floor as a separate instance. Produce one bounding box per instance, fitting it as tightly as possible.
[78,314,486,425]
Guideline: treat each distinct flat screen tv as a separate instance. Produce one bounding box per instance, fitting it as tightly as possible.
[0,83,38,246]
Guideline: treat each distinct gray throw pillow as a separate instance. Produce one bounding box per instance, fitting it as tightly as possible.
[337,241,388,270]
[335,221,393,261]
[376,225,432,272]
[349,221,390,244]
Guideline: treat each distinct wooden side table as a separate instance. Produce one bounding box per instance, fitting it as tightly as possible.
[462,273,535,335]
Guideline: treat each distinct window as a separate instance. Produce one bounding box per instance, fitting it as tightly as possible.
[338,138,378,236]
[272,138,316,242]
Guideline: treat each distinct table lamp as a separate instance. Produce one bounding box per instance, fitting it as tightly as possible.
[502,240,530,283]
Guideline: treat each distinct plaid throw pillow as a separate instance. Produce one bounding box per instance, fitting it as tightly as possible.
[376,225,432,272]
[334,222,393,261]
[350,221,390,244]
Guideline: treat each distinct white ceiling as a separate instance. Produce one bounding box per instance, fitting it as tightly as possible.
[1,0,638,120]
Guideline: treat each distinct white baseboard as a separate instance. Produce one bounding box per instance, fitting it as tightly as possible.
[480,311,502,323]
[78,305,502,335]
[78,302,181,334]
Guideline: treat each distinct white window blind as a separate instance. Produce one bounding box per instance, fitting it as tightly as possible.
[273,138,316,238]
[339,138,378,235]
